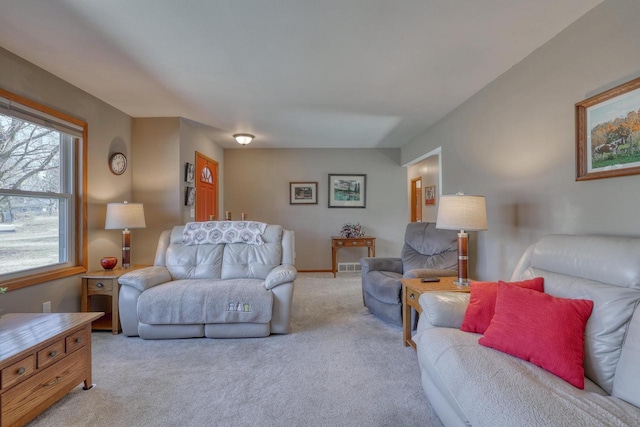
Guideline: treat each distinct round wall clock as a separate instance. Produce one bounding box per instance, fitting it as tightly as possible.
[109,152,127,175]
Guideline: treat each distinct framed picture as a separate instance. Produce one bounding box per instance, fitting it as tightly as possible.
[185,162,195,182]
[576,76,640,180]
[290,182,318,205]
[328,174,366,208]
[185,187,195,206]
[425,185,436,205]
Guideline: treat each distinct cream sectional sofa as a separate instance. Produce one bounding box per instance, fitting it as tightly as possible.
[118,223,296,339]
[414,235,640,426]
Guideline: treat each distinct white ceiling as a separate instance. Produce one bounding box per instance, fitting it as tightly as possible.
[0,0,603,149]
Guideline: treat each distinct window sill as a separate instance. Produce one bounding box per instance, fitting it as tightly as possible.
[0,266,88,291]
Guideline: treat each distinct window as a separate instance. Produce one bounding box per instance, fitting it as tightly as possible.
[0,89,87,290]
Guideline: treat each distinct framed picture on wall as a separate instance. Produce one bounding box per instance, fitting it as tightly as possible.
[185,187,195,206]
[185,162,195,182]
[425,185,436,205]
[290,182,318,204]
[576,76,640,181]
[328,174,366,208]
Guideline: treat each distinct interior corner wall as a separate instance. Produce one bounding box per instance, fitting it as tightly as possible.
[223,148,408,270]
[407,155,439,222]
[179,120,225,224]
[401,0,640,281]
[0,46,133,313]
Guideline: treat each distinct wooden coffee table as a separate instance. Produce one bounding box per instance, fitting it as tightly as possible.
[0,312,103,426]
[401,277,470,349]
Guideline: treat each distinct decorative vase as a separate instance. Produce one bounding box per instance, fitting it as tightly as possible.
[100,256,118,270]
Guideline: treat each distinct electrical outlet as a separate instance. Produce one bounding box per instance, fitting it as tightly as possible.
[42,301,51,313]
[190,208,195,218]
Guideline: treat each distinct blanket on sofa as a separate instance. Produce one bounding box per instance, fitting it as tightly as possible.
[183,221,267,245]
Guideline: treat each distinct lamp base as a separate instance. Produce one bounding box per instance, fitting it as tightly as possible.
[453,279,470,286]
[122,229,131,269]
[457,231,469,285]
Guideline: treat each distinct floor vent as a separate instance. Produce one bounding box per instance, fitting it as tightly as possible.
[338,262,362,272]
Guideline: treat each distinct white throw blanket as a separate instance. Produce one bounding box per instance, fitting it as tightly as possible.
[183,221,267,245]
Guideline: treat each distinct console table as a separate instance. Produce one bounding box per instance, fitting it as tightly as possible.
[0,312,103,426]
[331,236,376,277]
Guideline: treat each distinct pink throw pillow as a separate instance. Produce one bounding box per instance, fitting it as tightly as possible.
[478,283,593,389]
[460,278,544,334]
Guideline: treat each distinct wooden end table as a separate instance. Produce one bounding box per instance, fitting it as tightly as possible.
[401,276,470,349]
[80,265,147,334]
[331,236,375,277]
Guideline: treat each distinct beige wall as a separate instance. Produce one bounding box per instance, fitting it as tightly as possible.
[224,148,408,270]
[0,47,133,313]
[132,118,225,265]
[401,0,640,280]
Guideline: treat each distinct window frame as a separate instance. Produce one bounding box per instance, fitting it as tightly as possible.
[0,88,87,291]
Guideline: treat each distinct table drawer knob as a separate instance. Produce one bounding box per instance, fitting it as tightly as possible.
[17,367,26,375]
[75,337,82,343]
[96,282,104,288]
[409,293,416,300]
[49,350,57,358]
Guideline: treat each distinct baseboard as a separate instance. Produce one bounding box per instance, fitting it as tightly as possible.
[297,269,332,273]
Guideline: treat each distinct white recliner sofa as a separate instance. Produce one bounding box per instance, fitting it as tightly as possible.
[118,223,296,339]
[414,235,640,426]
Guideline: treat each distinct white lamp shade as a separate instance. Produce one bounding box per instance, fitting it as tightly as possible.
[105,202,146,230]
[436,194,487,231]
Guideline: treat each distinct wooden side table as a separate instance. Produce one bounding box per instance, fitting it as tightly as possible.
[331,236,376,277]
[401,276,470,349]
[80,265,146,334]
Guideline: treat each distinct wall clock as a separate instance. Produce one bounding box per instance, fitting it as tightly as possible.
[109,152,127,175]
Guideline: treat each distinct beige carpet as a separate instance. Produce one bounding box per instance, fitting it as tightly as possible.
[29,273,443,427]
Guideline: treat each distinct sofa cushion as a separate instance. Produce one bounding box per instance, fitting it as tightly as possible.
[479,284,593,388]
[221,225,283,280]
[137,279,273,325]
[401,222,458,272]
[414,327,640,426]
[460,277,544,334]
[519,268,640,394]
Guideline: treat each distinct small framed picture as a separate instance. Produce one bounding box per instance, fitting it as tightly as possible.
[425,185,436,205]
[185,163,195,182]
[328,174,366,208]
[185,187,195,206]
[290,182,318,205]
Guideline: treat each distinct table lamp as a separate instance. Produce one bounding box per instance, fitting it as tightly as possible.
[436,192,487,285]
[105,201,146,269]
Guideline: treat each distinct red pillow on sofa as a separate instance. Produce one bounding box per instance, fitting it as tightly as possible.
[460,277,544,334]
[478,283,594,389]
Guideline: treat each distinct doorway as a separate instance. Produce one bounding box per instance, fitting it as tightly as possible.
[410,177,422,222]
[195,151,219,221]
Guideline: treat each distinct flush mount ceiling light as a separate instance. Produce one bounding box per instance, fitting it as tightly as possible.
[233,133,254,145]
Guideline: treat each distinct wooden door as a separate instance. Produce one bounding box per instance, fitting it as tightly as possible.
[195,152,218,221]
[410,177,422,222]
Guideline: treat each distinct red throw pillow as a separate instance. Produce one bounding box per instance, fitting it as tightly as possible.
[478,283,594,389]
[460,278,544,334]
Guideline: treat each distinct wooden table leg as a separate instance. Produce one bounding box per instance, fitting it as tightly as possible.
[112,282,119,334]
[332,247,337,278]
[402,283,410,347]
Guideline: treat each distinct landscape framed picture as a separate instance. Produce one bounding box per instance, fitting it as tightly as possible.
[328,174,366,208]
[576,76,640,180]
[290,182,318,205]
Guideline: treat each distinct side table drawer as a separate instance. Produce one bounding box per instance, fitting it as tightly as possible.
[66,328,89,354]
[86,278,113,295]
[1,355,36,390]
[406,289,422,312]
[37,340,65,370]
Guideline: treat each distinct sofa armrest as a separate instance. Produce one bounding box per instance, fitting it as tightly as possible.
[403,268,457,279]
[265,264,297,290]
[418,292,470,330]
[119,266,172,292]
[359,257,403,275]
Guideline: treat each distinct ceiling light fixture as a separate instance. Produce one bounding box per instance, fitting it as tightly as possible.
[233,133,254,145]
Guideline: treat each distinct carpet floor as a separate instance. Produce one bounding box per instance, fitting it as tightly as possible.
[29,273,443,427]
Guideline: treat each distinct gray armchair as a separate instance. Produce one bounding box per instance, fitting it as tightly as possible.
[359,222,458,326]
